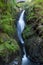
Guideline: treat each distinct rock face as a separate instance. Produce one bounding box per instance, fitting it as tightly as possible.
[23,0,43,63]
[25,36,43,63]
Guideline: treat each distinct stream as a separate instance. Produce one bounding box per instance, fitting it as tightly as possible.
[9,54,41,65]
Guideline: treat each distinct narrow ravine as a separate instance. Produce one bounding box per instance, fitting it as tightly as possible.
[16,9,41,65]
[0,0,43,65]
[9,8,43,65]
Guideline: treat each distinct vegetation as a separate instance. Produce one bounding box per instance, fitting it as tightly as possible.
[0,0,21,64]
[23,0,43,63]
[0,0,43,64]
[23,0,43,39]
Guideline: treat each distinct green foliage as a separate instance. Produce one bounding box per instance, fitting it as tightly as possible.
[0,0,43,63]
[0,33,19,57]
[24,0,43,63]
[23,0,43,40]
[0,0,20,61]
[23,25,34,39]
[0,0,17,36]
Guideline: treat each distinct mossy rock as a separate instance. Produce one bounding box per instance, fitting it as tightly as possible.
[0,0,22,65]
[23,0,43,63]
[0,33,21,65]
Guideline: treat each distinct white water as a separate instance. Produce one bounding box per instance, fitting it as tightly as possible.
[17,10,30,65]
[22,54,29,65]
[17,10,25,44]
[22,45,31,65]
[22,45,30,65]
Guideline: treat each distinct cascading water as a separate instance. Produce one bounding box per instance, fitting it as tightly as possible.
[9,10,40,65]
[17,10,40,65]
[17,10,29,65]
[17,10,27,55]
[17,10,25,44]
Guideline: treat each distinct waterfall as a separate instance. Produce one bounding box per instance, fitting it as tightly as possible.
[17,10,25,44]
[17,10,26,56]
[9,10,40,65]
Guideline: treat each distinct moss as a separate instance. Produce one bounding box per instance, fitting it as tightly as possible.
[0,33,19,52]
[0,33,20,63]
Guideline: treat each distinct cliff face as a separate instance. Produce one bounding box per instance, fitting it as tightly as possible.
[23,0,43,63]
